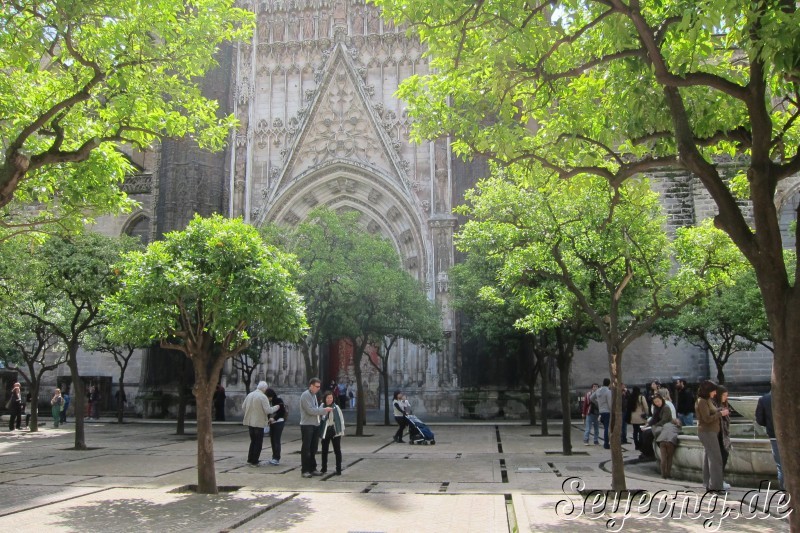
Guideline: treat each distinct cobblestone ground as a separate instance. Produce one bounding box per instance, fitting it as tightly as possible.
[0,418,791,532]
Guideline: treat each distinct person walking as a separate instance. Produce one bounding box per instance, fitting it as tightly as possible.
[300,378,331,478]
[591,378,613,449]
[695,380,728,492]
[319,390,345,475]
[675,378,695,426]
[582,383,600,445]
[755,390,784,490]
[241,381,279,466]
[50,389,63,428]
[264,388,286,465]
[392,391,410,443]
[7,383,23,431]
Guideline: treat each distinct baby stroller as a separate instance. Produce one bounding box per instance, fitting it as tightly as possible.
[406,414,435,445]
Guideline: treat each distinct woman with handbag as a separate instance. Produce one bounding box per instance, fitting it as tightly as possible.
[695,380,729,492]
[628,386,648,451]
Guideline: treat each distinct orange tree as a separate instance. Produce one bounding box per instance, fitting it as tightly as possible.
[103,214,306,494]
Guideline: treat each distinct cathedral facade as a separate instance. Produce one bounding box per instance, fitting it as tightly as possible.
[74,0,795,418]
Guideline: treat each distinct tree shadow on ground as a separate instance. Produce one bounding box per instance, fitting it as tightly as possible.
[51,492,309,532]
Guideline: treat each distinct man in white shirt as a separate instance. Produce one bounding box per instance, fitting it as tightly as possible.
[591,378,613,449]
[242,381,279,466]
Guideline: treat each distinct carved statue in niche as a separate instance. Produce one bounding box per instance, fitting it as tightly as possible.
[288,15,300,41]
[434,141,449,213]
[333,0,346,26]
[353,7,364,35]
[435,229,451,274]
[302,14,315,40]
[258,12,269,41]
[384,15,395,32]
[273,17,285,42]
[319,10,330,38]
[367,8,379,34]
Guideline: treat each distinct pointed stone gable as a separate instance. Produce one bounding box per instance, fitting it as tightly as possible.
[272,44,409,197]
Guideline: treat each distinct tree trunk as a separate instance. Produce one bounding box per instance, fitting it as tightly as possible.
[117,370,126,424]
[177,357,187,435]
[382,367,390,426]
[540,354,549,436]
[351,336,366,436]
[558,355,573,456]
[192,357,218,495]
[29,380,41,432]
[714,360,726,384]
[771,314,800,532]
[67,345,87,450]
[608,349,626,492]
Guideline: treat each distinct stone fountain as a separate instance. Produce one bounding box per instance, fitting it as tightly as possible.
[653,396,778,487]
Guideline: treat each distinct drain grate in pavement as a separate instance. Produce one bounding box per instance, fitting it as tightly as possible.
[169,484,241,493]
[439,481,450,493]
[499,459,508,483]
[548,462,562,477]
[545,450,590,455]
[495,425,503,453]
[564,465,594,472]
[361,482,379,494]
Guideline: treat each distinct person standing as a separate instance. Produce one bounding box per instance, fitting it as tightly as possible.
[50,389,63,428]
[715,385,732,490]
[337,381,348,409]
[695,380,728,491]
[87,385,100,420]
[319,390,345,475]
[7,383,23,431]
[347,380,356,409]
[755,391,784,490]
[24,392,32,429]
[628,386,648,451]
[620,384,630,444]
[591,378,613,449]
[60,389,70,423]
[675,378,695,426]
[242,381,278,466]
[213,384,227,422]
[582,383,600,445]
[392,391,410,443]
[300,378,331,478]
[264,388,286,465]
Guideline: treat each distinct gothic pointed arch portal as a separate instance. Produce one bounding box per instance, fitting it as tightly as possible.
[264,161,429,280]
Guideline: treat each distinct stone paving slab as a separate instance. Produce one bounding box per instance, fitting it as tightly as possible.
[234,492,509,533]
[22,454,195,478]
[514,493,792,532]
[0,487,288,533]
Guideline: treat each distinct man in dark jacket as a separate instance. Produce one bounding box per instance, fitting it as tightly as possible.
[674,378,695,426]
[755,391,784,489]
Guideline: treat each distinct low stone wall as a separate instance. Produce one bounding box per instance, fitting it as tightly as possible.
[654,424,778,488]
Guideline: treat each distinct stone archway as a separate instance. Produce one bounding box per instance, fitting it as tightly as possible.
[263,161,430,282]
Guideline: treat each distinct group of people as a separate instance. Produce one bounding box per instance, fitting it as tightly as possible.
[6,383,72,431]
[241,378,346,477]
[581,377,784,492]
[329,379,357,409]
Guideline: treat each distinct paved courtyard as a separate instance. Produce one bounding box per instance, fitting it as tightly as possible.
[0,416,791,532]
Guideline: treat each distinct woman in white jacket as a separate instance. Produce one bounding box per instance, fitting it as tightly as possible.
[320,390,345,475]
